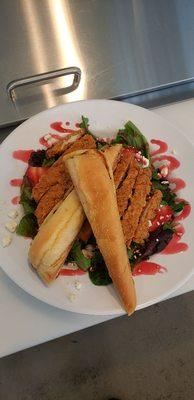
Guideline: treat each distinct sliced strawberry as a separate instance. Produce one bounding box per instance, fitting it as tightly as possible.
[149,205,173,232]
[26,167,48,186]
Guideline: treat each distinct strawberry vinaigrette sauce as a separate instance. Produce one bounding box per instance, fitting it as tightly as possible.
[10,127,190,277]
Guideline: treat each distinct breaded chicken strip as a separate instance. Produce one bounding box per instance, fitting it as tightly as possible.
[46,130,85,158]
[121,168,151,247]
[133,189,162,244]
[116,155,139,216]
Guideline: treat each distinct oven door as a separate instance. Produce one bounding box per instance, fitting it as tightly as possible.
[1,0,194,126]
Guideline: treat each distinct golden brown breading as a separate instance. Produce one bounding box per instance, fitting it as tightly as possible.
[133,189,162,244]
[33,161,67,203]
[114,151,133,189]
[33,135,96,225]
[46,130,85,158]
[35,181,72,225]
[78,219,92,242]
[33,134,96,203]
[121,168,151,247]
[116,156,139,216]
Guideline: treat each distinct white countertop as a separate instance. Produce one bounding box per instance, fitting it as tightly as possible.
[1,99,194,358]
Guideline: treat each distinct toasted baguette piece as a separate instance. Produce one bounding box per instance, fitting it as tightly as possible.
[29,190,85,284]
[29,145,122,284]
[65,149,136,315]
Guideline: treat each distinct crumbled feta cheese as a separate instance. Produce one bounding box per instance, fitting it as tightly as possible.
[44,134,51,141]
[135,153,142,161]
[161,180,169,185]
[8,210,18,219]
[148,220,152,227]
[160,166,168,177]
[74,280,82,291]
[142,156,149,168]
[5,220,17,233]
[82,248,93,259]
[68,293,76,302]
[47,137,57,145]
[2,235,12,247]
[65,262,78,271]
[85,244,95,252]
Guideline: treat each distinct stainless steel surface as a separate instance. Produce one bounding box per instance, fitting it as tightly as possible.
[7,66,81,101]
[1,0,194,126]
[121,78,194,108]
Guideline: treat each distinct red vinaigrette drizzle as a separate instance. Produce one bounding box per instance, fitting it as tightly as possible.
[150,139,168,156]
[133,261,167,276]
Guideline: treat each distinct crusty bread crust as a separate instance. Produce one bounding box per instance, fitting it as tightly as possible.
[29,190,85,284]
[65,148,136,315]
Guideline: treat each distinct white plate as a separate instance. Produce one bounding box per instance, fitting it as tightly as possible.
[0,99,193,315]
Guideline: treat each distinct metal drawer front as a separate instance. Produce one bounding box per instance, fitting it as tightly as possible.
[1,0,194,126]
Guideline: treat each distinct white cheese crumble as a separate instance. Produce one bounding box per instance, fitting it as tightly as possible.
[142,156,149,168]
[82,248,93,259]
[2,235,12,247]
[160,166,168,177]
[5,220,17,233]
[68,293,76,302]
[64,262,78,271]
[85,244,95,252]
[74,280,82,291]
[44,134,51,141]
[148,220,152,227]
[8,210,18,219]
[47,137,57,145]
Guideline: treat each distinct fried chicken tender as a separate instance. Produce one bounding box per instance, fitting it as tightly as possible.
[46,130,85,158]
[133,189,162,244]
[121,168,151,247]
[116,155,139,216]
[114,151,133,189]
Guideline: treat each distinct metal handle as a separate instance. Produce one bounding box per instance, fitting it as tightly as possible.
[7,66,81,101]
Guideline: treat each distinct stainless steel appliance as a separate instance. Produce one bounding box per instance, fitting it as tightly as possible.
[1,0,194,126]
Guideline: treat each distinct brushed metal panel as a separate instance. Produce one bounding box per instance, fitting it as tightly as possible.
[0,0,194,126]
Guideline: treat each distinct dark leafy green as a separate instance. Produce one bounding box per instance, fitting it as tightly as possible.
[20,176,37,214]
[171,201,185,213]
[79,115,96,138]
[79,115,90,132]
[68,240,91,271]
[89,250,112,286]
[42,157,56,167]
[113,120,150,160]
[96,141,107,150]
[79,116,108,146]
[131,226,174,263]
[152,168,185,214]
[163,222,175,232]
[28,150,46,166]
[16,213,38,238]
